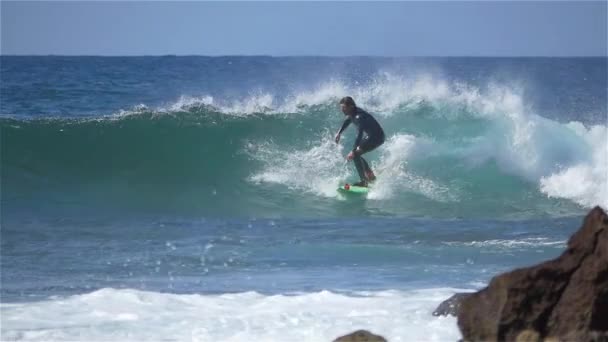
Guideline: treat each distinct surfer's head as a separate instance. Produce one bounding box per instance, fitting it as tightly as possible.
[339,96,356,116]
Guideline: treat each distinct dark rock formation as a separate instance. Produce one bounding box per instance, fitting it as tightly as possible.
[433,293,471,317]
[457,206,608,341]
[333,329,387,342]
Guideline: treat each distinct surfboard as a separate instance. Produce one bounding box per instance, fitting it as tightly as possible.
[337,183,369,194]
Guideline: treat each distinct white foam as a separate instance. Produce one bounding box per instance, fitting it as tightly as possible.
[248,133,351,197]
[1,288,462,342]
[540,123,608,208]
[167,95,215,112]
[368,134,457,202]
[444,237,567,249]
[248,132,455,202]
[464,116,606,209]
[146,73,479,116]
[164,94,276,116]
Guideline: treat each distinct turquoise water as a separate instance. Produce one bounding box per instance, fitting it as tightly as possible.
[1,56,606,340]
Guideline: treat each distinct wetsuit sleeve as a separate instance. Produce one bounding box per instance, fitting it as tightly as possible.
[337,117,351,135]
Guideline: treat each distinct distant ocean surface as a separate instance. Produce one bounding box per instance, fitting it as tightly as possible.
[1,56,606,341]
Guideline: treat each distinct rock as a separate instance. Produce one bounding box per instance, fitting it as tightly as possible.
[432,293,471,317]
[333,329,387,342]
[457,206,608,341]
[515,329,540,342]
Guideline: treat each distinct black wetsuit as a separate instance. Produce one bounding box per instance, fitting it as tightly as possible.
[337,107,385,183]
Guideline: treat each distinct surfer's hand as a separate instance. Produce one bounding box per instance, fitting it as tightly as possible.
[347,151,355,160]
[334,133,341,144]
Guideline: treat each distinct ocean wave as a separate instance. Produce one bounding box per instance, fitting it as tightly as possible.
[2,75,604,217]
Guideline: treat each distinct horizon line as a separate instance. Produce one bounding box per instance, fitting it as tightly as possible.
[1,54,607,58]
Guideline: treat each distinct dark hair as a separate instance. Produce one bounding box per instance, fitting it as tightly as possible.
[339,96,356,107]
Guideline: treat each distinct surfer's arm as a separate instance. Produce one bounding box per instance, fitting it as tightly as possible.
[337,118,351,135]
[335,117,351,143]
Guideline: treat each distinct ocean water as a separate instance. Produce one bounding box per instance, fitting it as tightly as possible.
[1,56,606,341]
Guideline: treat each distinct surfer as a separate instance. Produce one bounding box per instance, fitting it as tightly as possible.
[334,96,385,187]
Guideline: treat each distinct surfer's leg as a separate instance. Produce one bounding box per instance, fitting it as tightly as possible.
[356,136,383,182]
[359,157,375,181]
[361,158,371,174]
[353,154,367,185]
[362,158,376,182]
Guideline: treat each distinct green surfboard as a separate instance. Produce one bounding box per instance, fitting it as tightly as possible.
[337,184,369,194]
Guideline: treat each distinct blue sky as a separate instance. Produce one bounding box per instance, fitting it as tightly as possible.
[1,1,606,56]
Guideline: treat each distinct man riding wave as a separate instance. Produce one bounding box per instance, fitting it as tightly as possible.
[335,96,385,187]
